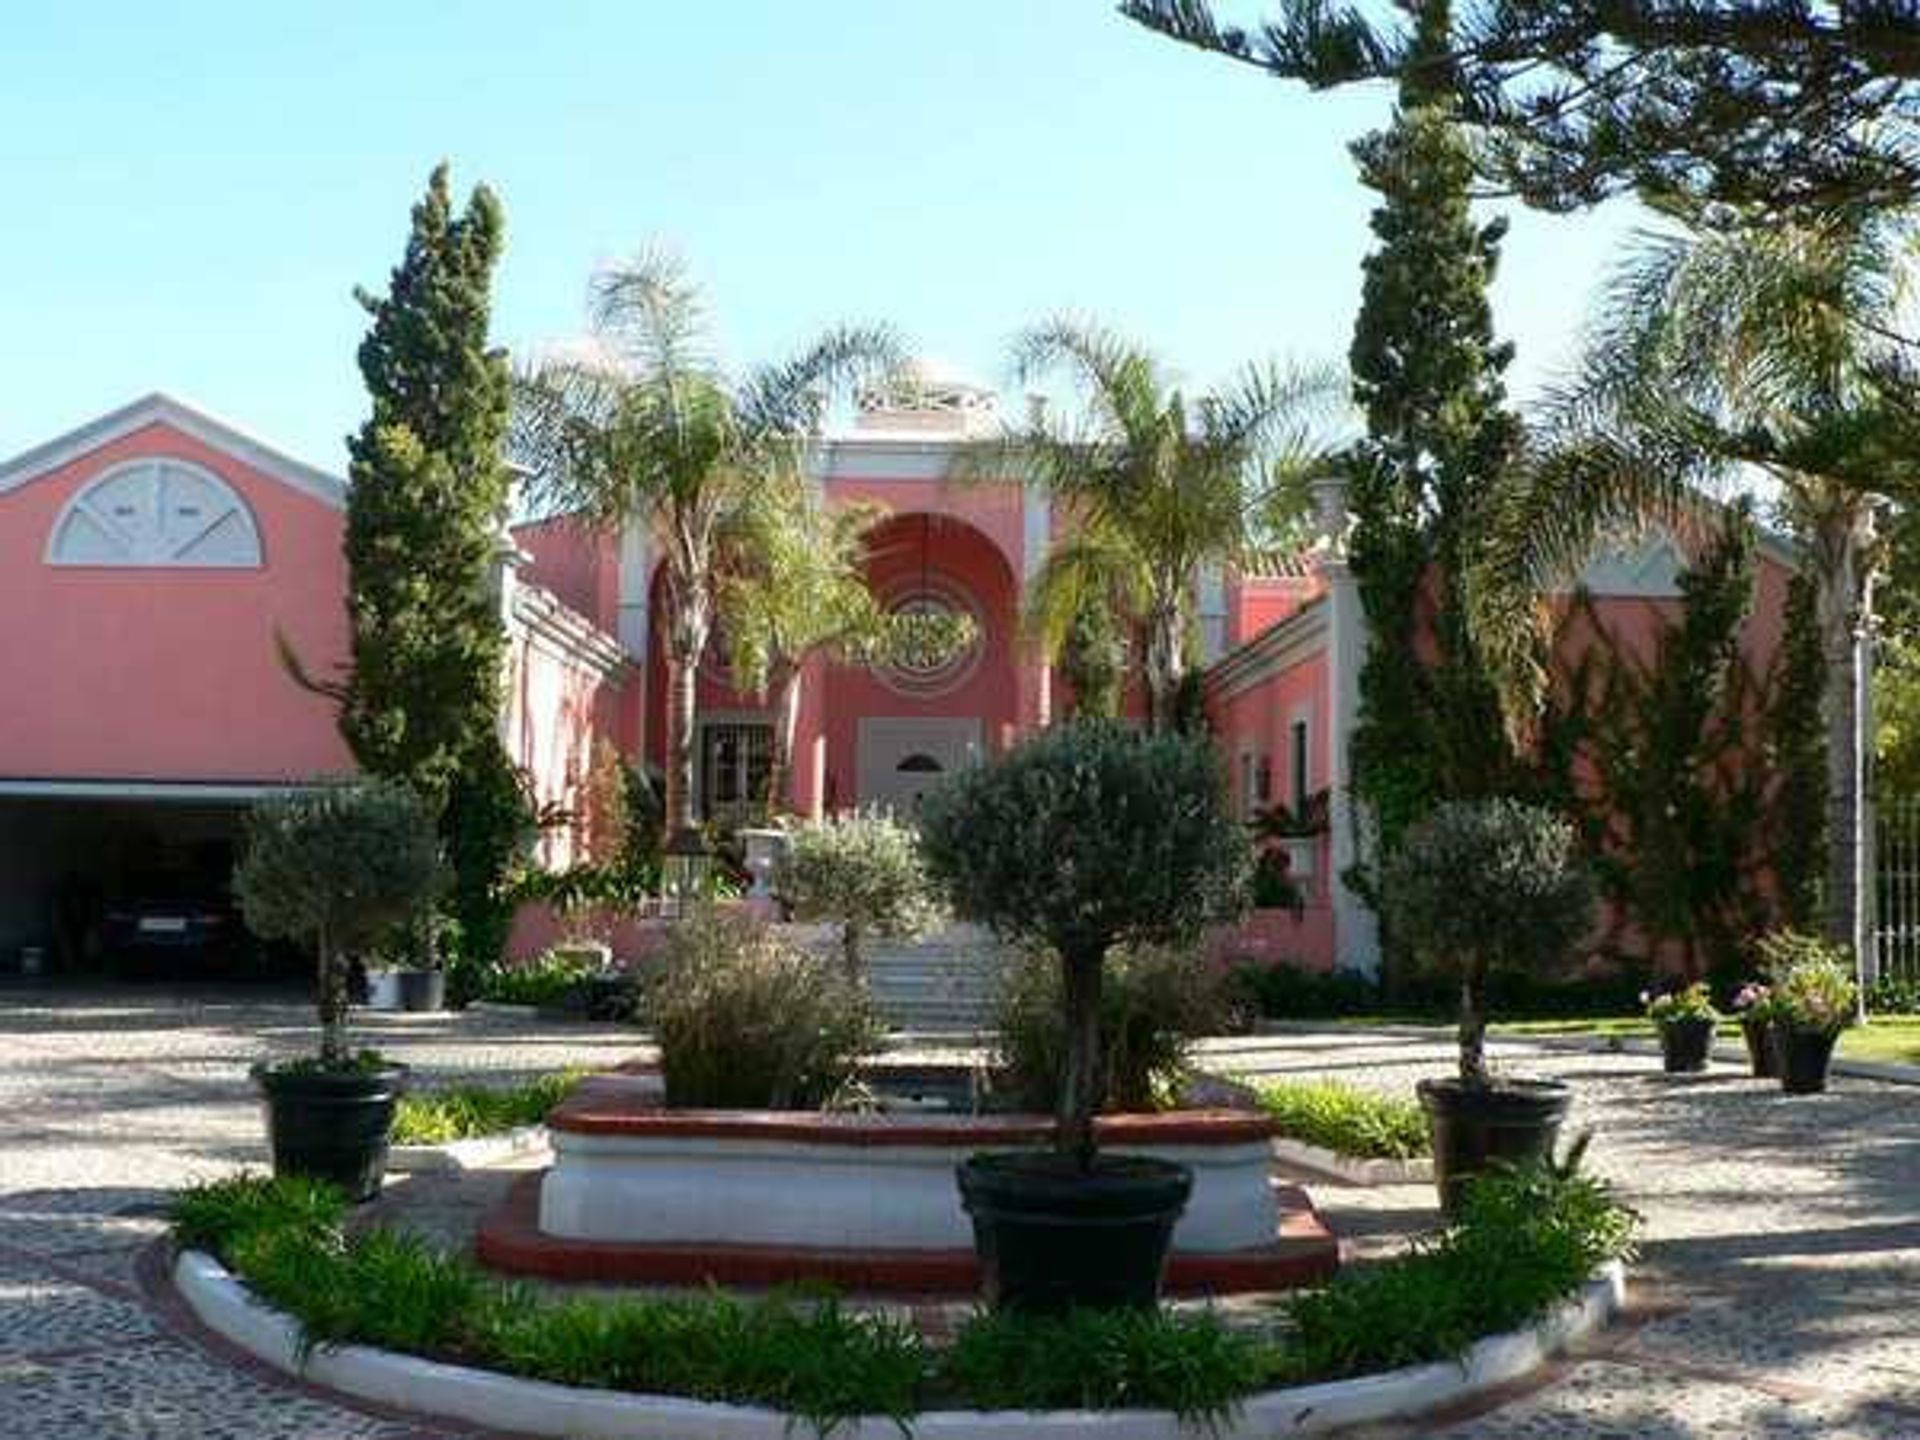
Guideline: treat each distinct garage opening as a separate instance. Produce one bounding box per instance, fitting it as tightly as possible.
[0,786,295,981]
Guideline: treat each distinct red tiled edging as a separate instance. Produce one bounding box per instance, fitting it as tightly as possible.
[476,1172,1338,1295]
[548,1079,1279,1149]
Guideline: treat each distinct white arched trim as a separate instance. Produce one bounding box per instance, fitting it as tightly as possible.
[47,457,264,568]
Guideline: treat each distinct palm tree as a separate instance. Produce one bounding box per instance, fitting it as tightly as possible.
[512,250,902,837]
[1471,214,1920,958]
[979,317,1341,732]
[715,478,885,817]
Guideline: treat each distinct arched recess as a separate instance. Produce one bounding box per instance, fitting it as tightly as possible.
[47,457,263,568]
[826,510,1020,813]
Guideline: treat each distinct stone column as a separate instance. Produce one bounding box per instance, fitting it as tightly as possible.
[1310,473,1381,977]
[1018,475,1053,734]
[615,516,652,760]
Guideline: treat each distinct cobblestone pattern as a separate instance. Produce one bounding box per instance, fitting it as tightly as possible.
[8,989,1920,1436]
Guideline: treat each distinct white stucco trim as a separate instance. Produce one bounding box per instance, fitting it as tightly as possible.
[511,581,628,679]
[1204,601,1330,702]
[811,435,968,482]
[1196,564,1228,664]
[172,1249,1624,1440]
[0,779,307,803]
[0,393,346,508]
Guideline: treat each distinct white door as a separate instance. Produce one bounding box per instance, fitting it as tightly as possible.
[856,718,983,816]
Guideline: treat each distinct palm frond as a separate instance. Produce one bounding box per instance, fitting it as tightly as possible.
[738,324,907,439]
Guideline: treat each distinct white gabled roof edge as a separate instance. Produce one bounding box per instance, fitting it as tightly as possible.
[0,392,347,509]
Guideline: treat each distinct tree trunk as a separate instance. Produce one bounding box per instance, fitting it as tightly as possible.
[1058,947,1104,1171]
[841,920,863,983]
[1458,967,1489,1088]
[316,925,349,1068]
[661,573,711,837]
[764,661,801,817]
[1143,602,1182,735]
[1809,494,1875,960]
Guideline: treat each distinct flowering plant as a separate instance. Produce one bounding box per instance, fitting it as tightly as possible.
[1642,981,1718,1024]
[1758,930,1859,1036]
[1729,982,1778,1023]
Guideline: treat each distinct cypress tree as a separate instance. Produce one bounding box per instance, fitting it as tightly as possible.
[1345,0,1521,873]
[340,164,523,975]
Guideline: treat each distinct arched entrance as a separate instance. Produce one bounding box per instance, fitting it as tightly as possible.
[822,511,1019,815]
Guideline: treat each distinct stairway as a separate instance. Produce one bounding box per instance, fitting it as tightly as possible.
[860,925,1006,1033]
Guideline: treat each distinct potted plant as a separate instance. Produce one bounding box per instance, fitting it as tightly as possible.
[1643,982,1719,1073]
[918,722,1252,1310]
[1758,930,1859,1094]
[233,779,445,1200]
[1378,799,1596,1214]
[1729,981,1781,1077]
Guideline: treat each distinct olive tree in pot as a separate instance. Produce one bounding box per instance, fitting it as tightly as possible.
[1378,799,1595,1214]
[918,722,1251,1310]
[233,779,445,1201]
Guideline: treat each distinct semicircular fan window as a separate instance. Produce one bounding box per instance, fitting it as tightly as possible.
[48,459,263,568]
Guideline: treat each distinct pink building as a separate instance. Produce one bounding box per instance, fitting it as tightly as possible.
[0,384,1799,978]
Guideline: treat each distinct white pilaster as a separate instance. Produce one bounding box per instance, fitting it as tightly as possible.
[1310,474,1380,977]
[1196,563,1228,663]
[1022,479,1053,728]
[615,517,651,664]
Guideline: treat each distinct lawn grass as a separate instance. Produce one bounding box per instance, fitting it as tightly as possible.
[1311,1012,1920,1066]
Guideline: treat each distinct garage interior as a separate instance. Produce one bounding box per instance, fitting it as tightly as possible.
[0,787,269,978]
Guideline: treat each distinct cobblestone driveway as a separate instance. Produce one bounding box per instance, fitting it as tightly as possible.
[6,989,1920,1437]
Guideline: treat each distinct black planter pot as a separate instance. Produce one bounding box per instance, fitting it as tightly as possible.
[956,1150,1193,1312]
[1658,1017,1717,1073]
[1778,1027,1840,1095]
[1741,1018,1781,1078]
[396,968,445,1013]
[1417,1077,1572,1215]
[253,1061,409,1202]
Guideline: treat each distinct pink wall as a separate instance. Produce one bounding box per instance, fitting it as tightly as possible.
[1206,645,1336,970]
[1227,574,1324,646]
[514,515,619,632]
[503,611,625,869]
[0,422,351,781]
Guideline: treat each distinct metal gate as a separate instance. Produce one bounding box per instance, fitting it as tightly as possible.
[1877,795,1920,989]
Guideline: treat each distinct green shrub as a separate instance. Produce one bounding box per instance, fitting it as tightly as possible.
[1377,800,1595,1087]
[995,944,1228,1112]
[170,1174,347,1259]
[234,779,445,1066]
[1252,1079,1429,1160]
[174,1155,1635,1426]
[775,812,942,977]
[391,1070,587,1144]
[920,722,1252,1165]
[483,1288,925,1432]
[478,949,604,1009]
[1230,963,1383,1019]
[1282,1153,1637,1382]
[649,908,883,1109]
[940,1306,1268,1423]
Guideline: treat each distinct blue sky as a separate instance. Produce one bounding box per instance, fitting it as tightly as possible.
[0,1,1645,473]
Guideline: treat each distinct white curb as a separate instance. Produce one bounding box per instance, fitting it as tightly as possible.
[1269,1138,1433,1186]
[173,1250,1623,1439]
[388,1125,549,1174]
